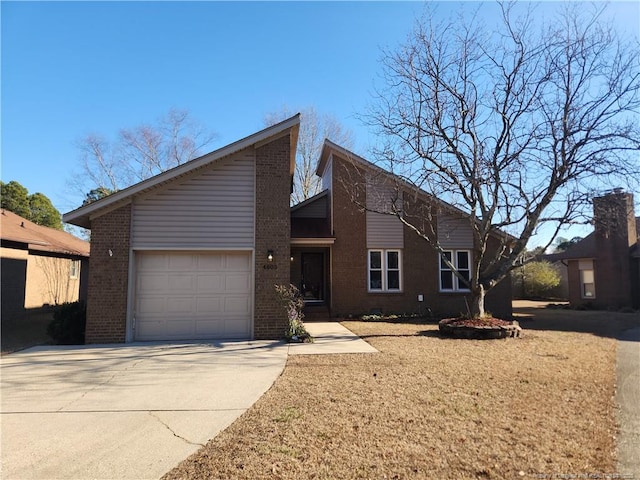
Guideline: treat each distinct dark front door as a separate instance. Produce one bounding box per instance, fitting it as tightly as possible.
[301,252,324,302]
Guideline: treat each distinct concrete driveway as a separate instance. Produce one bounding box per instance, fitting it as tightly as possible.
[1,341,288,480]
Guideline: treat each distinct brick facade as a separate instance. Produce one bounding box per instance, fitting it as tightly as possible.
[85,204,131,343]
[328,154,513,319]
[593,192,637,309]
[254,135,292,339]
[563,191,639,310]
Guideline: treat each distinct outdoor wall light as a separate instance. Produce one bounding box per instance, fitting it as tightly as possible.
[267,250,274,262]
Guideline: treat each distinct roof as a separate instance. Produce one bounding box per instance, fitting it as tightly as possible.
[63,114,301,229]
[1,210,90,257]
[317,139,516,243]
[290,189,329,213]
[545,233,597,262]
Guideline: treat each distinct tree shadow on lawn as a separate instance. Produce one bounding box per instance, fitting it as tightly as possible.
[514,302,640,341]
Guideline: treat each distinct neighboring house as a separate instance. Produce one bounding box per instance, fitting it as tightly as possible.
[63,116,512,345]
[291,140,512,321]
[546,190,639,310]
[1,210,90,323]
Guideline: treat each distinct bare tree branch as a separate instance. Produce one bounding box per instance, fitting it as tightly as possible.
[362,1,640,316]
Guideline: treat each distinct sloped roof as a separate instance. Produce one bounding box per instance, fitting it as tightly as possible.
[317,139,516,243]
[1,210,90,257]
[290,189,329,213]
[545,233,597,262]
[63,114,301,229]
[546,215,640,261]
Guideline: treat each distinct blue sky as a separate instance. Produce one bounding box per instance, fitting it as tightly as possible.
[2,1,639,245]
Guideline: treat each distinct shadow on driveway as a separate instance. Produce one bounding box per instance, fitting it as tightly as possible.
[513,300,640,340]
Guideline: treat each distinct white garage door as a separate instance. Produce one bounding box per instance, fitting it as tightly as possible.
[134,251,252,341]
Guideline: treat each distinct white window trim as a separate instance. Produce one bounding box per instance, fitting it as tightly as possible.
[368,249,402,293]
[439,250,471,292]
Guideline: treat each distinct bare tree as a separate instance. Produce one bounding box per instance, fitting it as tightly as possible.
[36,256,72,306]
[365,2,640,316]
[72,108,216,200]
[265,106,354,204]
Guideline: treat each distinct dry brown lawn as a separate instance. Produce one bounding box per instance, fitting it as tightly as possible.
[163,304,638,480]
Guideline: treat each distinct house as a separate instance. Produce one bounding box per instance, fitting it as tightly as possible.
[63,116,299,343]
[546,190,639,310]
[291,140,512,321]
[63,115,512,345]
[1,209,90,323]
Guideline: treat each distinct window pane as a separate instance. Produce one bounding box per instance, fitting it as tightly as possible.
[370,251,382,269]
[440,271,453,290]
[370,271,382,290]
[583,283,595,298]
[440,251,452,270]
[387,251,399,269]
[457,270,470,289]
[387,271,400,290]
[581,269,594,283]
[457,251,469,269]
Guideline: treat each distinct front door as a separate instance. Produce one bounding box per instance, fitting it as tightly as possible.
[301,252,324,302]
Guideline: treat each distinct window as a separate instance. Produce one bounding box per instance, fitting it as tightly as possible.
[69,260,80,279]
[439,250,471,292]
[580,268,596,299]
[368,250,402,292]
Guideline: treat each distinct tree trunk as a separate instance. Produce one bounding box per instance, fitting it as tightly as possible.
[470,285,486,318]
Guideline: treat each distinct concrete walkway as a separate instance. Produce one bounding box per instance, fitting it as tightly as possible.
[616,326,640,478]
[288,321,378,355]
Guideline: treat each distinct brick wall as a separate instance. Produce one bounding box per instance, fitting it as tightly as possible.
[593,192,635,309]
[254,135,291,339]
[330,159,368,316]
[85,204,131,343]
[329,154,513,319]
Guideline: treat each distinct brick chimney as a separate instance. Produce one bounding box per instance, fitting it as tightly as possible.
[592,189,636,308]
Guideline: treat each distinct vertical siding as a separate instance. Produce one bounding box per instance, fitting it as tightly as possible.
[366,172,403,248]
[367,212,404,248]
[437,213,473,249]
[131,151,255,248]
[322,156,333,192]
[291,195,327,218]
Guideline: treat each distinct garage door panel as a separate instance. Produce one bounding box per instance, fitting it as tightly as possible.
[166,297,195,314]
[197,255,224,270]
[138,274,169,292]
[139,254,168,270]
[225,274,251,292]
[139,297,167,314]
[225,319,250,336]
[226,253,252,270]
[196,297,222,313]
[135,252,252,341]
[224,296,251,314]
[166,319,195,336]
[136,319,164,338]
[168,254,196,269]
[195,320,223,336]
[197,275,224,294]
[168,275,195,292]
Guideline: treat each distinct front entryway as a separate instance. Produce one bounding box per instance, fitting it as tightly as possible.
[301,252,324,302]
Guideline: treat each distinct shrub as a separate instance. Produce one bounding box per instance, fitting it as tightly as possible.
[47,302,86,344]
[275,284,313,342]
[512,260,561,298]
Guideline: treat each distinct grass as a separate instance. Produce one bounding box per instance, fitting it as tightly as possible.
[163,303,639,480]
